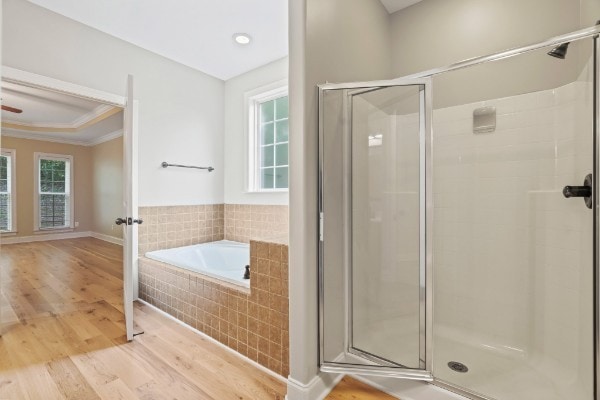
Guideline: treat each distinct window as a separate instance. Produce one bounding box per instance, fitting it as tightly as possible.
[34,153,74,230]
[0,149,16,232]
[247,83,289,192]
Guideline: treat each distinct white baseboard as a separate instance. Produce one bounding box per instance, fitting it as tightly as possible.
[286,372,343,400]
[1,230,92,244]
[90,231,123,246]
[1,230,123,246]
[136,299,288,385]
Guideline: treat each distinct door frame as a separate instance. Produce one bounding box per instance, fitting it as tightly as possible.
[317,77,433,380]
[0,65,140,335]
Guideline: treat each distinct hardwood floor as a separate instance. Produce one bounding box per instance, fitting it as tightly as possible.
[326,377,397,399]
[0,237,395,400]
[0,238,286,400]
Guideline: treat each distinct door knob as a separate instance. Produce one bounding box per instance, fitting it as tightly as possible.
[115,217,127,225]
[563,174,592,209]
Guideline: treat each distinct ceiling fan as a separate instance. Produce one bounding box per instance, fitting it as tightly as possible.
[1,105,23,114]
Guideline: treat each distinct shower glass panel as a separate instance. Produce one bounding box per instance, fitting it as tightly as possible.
[319,79,432,378]
[431,38,594,400]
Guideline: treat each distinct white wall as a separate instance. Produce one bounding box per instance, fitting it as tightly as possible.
[2,0,224,207]
[223,57,288,205]
[390,0,581,78]
[389,0,585,109]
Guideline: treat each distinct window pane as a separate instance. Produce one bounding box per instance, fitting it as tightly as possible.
[260,100,275,123]
[53,169,66,185]
[261,168,275,189]
[40,158,67,194]
[39,157,70,229]
[0,179,7,192]
[0,193,8,231]
[40,168,52,182]
[40,194,66,228]
[261,145,274,167]
[0,156,7,180]
[275,167,288,189]
[261,122,274,145]
[275,143,288,166]
[275,120,289,143]
[275,96,288,120]
[53,182,66,193]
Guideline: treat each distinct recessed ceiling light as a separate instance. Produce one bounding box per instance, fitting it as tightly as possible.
[233,33,252,45]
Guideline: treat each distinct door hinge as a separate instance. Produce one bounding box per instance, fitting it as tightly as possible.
[319,212,324,242]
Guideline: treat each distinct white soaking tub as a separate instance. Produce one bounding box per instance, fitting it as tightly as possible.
[145,240,250,287]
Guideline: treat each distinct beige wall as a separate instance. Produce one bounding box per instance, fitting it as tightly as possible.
[1,136,93,237]
[1,136,123,239]
[91,137,123,239]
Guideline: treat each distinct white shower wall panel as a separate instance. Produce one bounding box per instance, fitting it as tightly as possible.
[430,78,593,378]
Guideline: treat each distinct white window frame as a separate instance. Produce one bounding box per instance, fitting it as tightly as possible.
[245,79,289,193]
[0,148,17,234]
[33,152,74,232]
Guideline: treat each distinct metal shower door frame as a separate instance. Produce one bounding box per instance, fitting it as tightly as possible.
[318,76,434,380]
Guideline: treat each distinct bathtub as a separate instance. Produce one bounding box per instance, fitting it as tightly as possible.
[145,240,250,287]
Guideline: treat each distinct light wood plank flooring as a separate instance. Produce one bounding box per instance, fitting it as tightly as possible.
[0,238,286,400]
[0,238,394,400]
[327,377,397,399]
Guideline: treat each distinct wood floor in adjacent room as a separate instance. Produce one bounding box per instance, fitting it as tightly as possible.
[0,238,286,400]
[0,238,394,400]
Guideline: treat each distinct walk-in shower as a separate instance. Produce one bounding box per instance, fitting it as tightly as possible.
[318,23,600,400]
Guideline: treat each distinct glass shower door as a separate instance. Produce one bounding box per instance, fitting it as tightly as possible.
[318,78,432,379]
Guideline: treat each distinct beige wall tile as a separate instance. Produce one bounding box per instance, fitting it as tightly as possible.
[138,239,289,376]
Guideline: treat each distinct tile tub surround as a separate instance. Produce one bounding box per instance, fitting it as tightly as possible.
[138,240,290,377]
[138,205,225,254]
[224,204,289,244]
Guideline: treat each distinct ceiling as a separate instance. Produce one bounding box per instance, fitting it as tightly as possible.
[2,82,123,146]
[27,0,289,81]
[380,0,424,14]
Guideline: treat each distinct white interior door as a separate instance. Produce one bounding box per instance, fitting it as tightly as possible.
[122,74,138,341]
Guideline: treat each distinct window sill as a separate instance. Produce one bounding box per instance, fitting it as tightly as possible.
[1,231,17,237]
[34,228,74,235]
[245,189,289,194]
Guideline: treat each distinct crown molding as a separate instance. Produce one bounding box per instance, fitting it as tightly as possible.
[87,129,123,146]
[1,129,123,147]
[2,105,121,132]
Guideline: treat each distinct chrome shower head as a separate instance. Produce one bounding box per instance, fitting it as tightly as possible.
[547,42,569,59]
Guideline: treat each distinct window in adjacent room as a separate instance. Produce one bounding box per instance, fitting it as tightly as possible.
[0,149,16,232]
[247,84,288,192]
[34,153,74,230]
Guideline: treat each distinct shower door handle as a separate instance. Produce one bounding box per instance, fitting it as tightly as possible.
[563,174,593,209]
